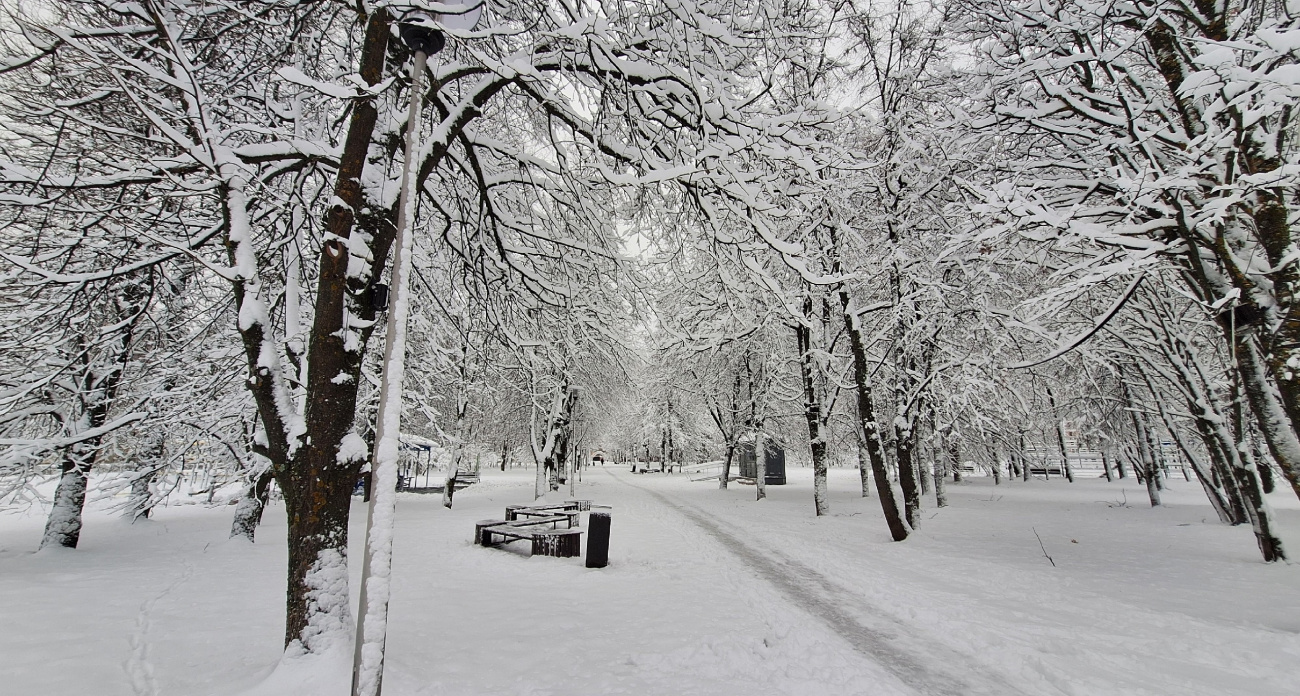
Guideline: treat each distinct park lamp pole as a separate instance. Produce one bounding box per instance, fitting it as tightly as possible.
[351,4,482,696]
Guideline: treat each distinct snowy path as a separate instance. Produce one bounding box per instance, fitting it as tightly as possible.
[609,467,1027,695]
[2,465,1296,696]
[608,467,1300,696]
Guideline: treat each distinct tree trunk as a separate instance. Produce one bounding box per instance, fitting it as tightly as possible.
[1250,434,1276,494]
[230,465,275,541]
[1226,325,1300,499]
[282,463,355,653]
[1046,385,1075,483]
[857,442,871,497]
[895,428,921,529]
[1228,453,1286,561]
[1134,416,1162,506]
[919,446,932,495]
[537,455,551,500]
[40,449,94,549]
[444,399,467,509]
[932,454,948,507]
[755,430,768,501]
[720,441,734,490]
[251,8,393,654]
[795,315,829,515]
[841,289,908,541]
[569,441,577,498]
[1020,432,1030,482]
[121,427,164,522]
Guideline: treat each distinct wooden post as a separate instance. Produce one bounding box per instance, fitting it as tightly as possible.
[586,512,611,568]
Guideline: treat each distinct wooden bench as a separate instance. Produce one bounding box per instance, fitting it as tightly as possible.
[475,520,582,558]
[505,504,581,527]
[452,469,480,490]
[475,515,570,543]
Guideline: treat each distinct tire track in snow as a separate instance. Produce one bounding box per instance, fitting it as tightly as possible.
[607,469,1035,696]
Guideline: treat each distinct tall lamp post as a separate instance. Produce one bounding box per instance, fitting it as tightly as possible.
[351,4,482,696]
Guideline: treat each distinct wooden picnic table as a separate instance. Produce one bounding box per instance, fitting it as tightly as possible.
[474,500,596,559]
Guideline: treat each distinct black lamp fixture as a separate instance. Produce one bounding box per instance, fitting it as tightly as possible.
[397,12,444,54]
[396,1,483,54]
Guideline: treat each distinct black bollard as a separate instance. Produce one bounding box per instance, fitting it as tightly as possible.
[586,512,611,568]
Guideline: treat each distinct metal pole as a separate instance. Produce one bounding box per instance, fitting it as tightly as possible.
[351,47,428,696]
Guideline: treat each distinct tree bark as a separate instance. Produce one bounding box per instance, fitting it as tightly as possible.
[282,472,355,652]
[1046,385,1075,483]
[41,449,94,549]
[41,288,141,549]
[231,464,275,542]
[795,313,829,515]
[895,427,921,529]
[932,451,947,508]
[840,288,908,541]
[1122,378,1162,507]
[720,441,735,490]
[271,9,392,651]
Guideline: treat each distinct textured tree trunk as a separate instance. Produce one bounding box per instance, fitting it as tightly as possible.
[1020,432,1030,482]
[282,460,356,653]
[755,430,767,501]
[895,429,921,529]
[41,308,139,549]
[857,442,871,497]
[1133,416,1162,506]
[932,454,947,508]
[241,8,394,654]
[1229,454,1286,561]
[919,445,932,495]
[1046,385,1075,483]
[537,455,551,500]
[1233,331,1300,499]
[1228,379,1286,560]
[444,398,467,509]
[841,291,907,541]
[122,428,164,522]
[720,441,735,490]
[41,448,95,549]
[127,470,156,521]
[1253,436,1276,494]
[230,465,276,542]
[795,316,829,515]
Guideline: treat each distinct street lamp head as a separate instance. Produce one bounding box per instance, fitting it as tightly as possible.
[398,13,444,54]
[397,2,483,54]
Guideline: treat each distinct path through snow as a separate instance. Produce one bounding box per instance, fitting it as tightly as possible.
[1,465,1296,696]
[612,468,1028,695]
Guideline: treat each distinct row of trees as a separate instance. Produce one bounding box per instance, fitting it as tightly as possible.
[1,0,1296,670]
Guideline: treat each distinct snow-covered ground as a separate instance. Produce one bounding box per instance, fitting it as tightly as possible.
[1,465,1296,695]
